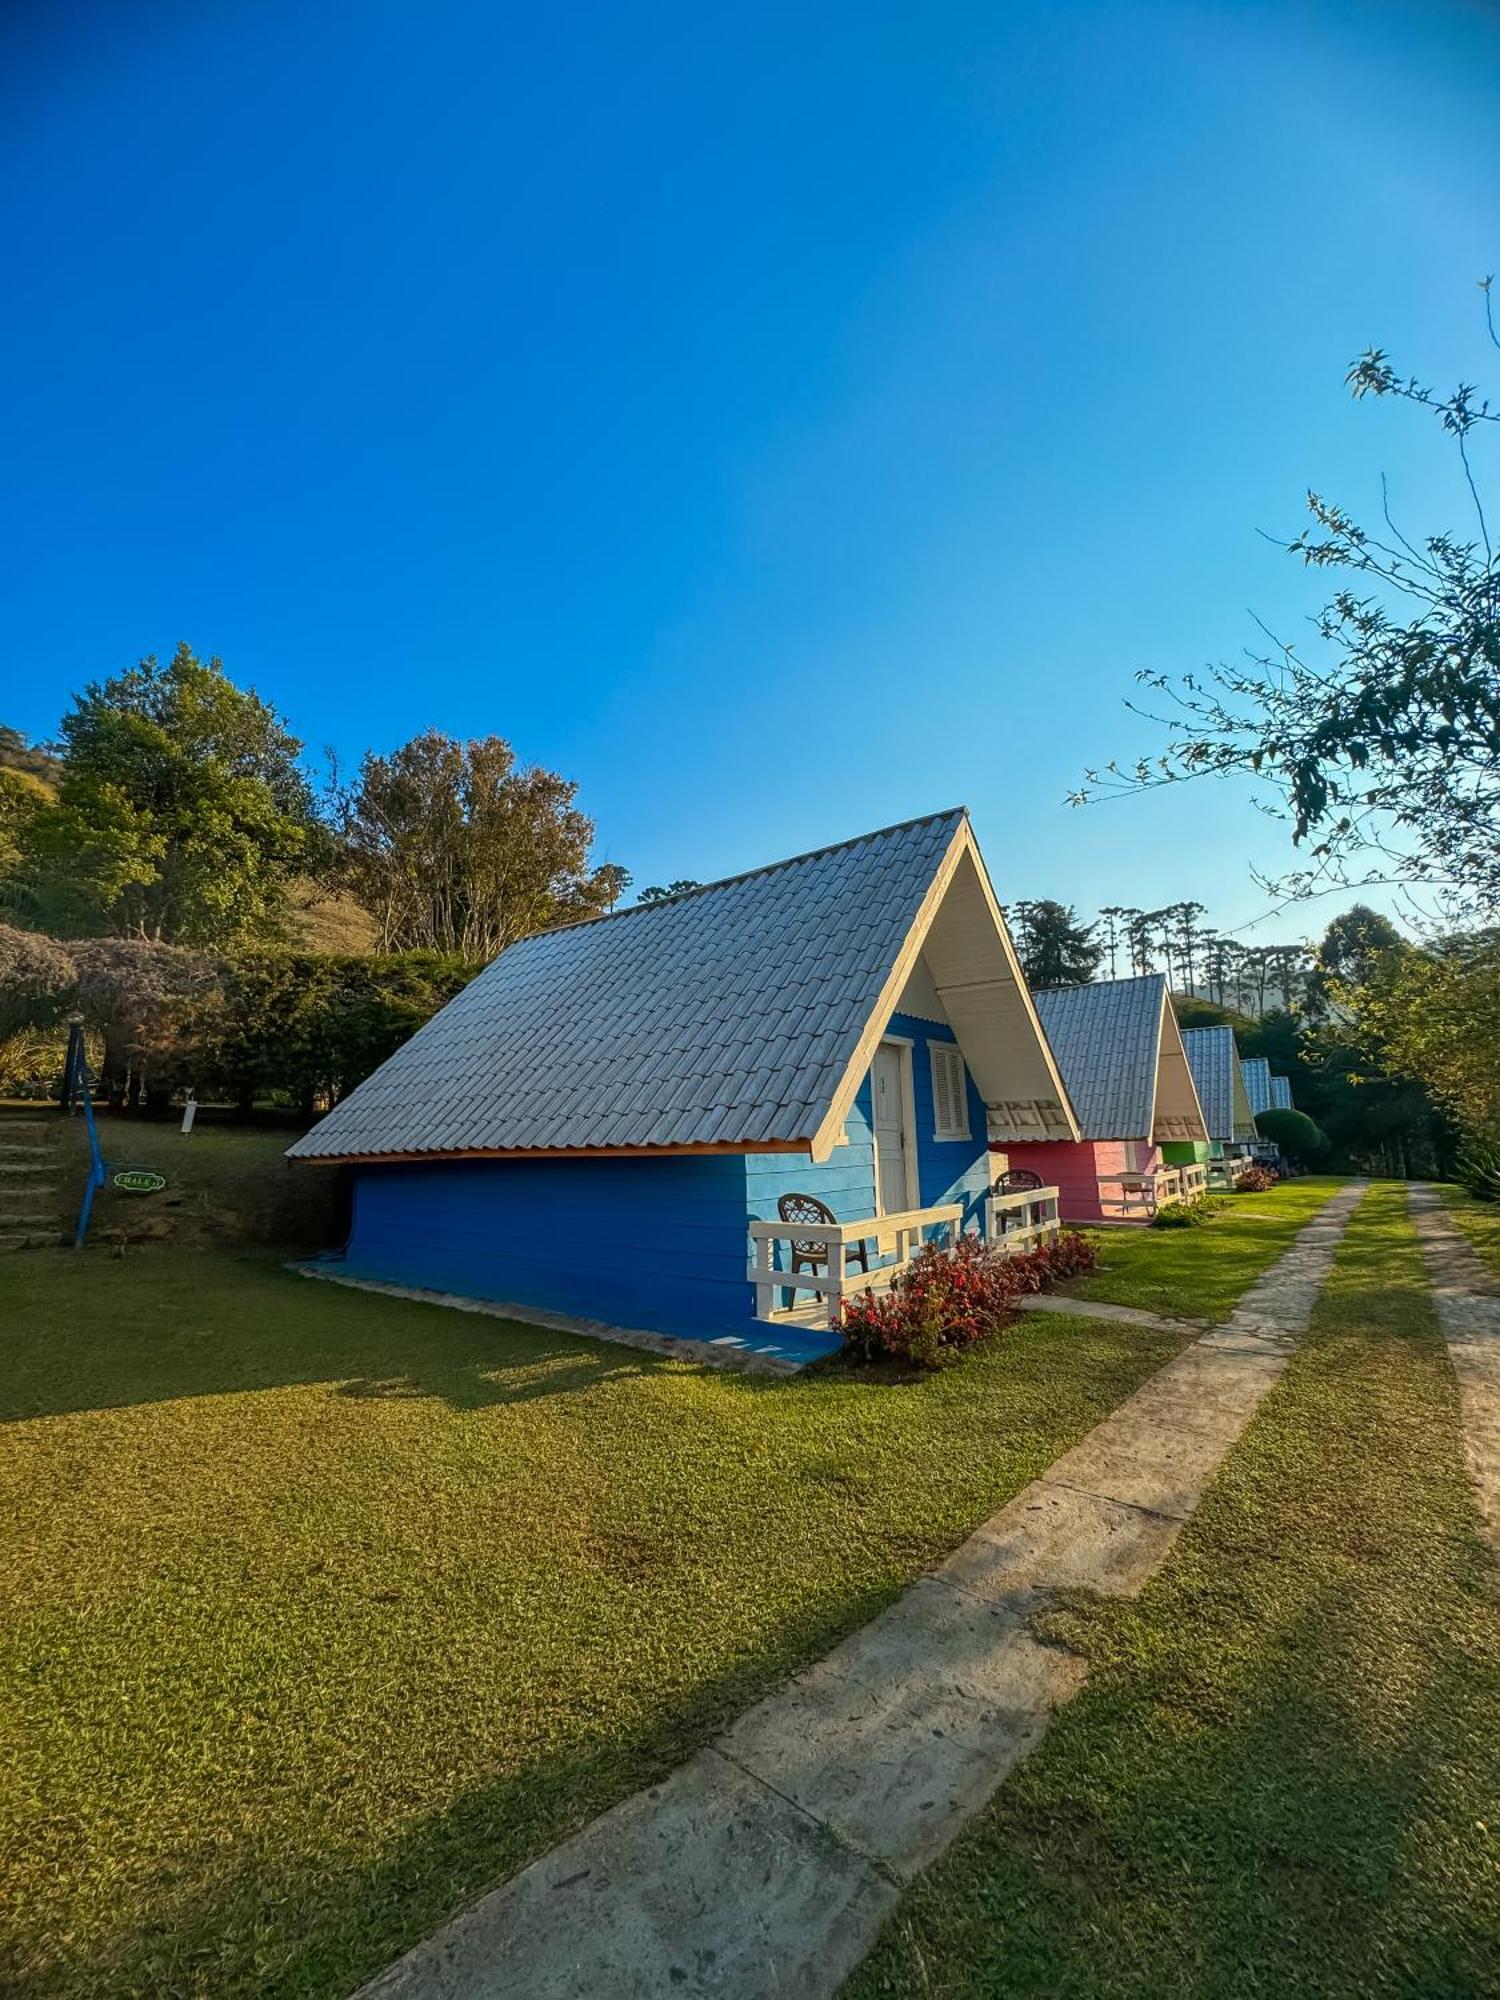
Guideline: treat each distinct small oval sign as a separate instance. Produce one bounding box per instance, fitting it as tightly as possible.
[112,1168,167,1195]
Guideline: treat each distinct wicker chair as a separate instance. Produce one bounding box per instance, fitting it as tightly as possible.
[776,1192,871,1284]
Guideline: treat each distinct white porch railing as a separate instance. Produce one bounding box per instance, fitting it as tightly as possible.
[1179,1163,1209,1199]
[1097,1167,1183,1221]
[988,1184,1063,1253]
[750,1202,963,1329]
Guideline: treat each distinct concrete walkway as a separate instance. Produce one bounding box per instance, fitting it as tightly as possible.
[358,1181,1366,2000]
[1014,1293,1208,1334]
[1409,1184,1500,1551]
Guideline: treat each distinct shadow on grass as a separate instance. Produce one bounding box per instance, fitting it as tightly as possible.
[848,1183,1500,1998]
[23,1578,907,2000]
[0,1248,677,1422]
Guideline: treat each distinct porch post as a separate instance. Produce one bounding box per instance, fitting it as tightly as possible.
[825,1235,845,1331]
[753,1231,776,1322]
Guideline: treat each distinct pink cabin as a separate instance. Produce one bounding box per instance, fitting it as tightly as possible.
[1001,975,1210,1223]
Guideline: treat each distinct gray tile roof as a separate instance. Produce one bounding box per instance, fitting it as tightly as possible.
[1270,1073,1294,1110]
[1031,975,1166,1140]
[1242,1056,1274,1116]
[1182,1026,1238,1142]
[288,808,969,1161]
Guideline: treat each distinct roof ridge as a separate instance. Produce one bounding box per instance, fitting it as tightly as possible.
[541,806,970,938]
[1036,970,1165,998]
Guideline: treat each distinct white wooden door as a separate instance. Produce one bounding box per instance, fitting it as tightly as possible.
[872,1042,910,1216]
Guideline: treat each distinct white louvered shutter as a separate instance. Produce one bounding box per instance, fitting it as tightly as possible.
[931,1044,969,1141]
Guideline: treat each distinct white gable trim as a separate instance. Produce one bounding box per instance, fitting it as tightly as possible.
[1152,992,1211,1144]
[809,820,1080,1161]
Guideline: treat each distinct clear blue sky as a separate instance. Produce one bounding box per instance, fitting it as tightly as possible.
[2,0,1496,937]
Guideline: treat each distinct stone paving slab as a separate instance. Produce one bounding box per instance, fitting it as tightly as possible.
[934,1480,1185,1610]
[718,1581,1083,1882]
[1015,1294,1207,1333]
[356,1180,1366,2000]
[1408,1185,1500,1553]
[361,1749,896,2000]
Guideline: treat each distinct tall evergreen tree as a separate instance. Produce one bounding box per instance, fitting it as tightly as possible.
[1011,899,1101,988]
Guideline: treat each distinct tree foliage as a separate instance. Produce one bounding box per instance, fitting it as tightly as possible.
[1341,934,1500,1145]
[1080,282,1500,918]
[192,951,477,1116]
[1254,1106,1329,1164]
[336,730,628,958]
[637,879,702,904]
[0,925,75,1039]
[5,646,314,945]
[1006,899,1101,987]
[69,937,220,1107]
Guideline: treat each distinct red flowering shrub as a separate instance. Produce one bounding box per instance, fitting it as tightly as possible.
[840,1229,1098,1369]
[1235,1163,1278,1192]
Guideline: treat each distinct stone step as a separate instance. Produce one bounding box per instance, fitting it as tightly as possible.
[0,1164,58,1176]
[0,1143,51,1157]
[0,1230,59,1252]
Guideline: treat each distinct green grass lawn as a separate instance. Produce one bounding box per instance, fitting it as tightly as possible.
[1065,1175,1349,1320]
[847,1181,1500,1998]
[51,1114,348,1250]
[1436,1182,1500,1283]
[0,1247,1199,1999]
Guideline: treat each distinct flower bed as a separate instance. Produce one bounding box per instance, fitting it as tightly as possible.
[840,1230,1098,1369]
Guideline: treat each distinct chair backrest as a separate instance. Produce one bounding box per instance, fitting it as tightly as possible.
[993,1168,1044,1194]
[778,1191,837,1261]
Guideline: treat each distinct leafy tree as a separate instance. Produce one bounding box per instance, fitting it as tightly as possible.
[1008,899,1102,988]
[1080,282,1500,917]
[0,925,75,1039]
[637,879,702,904]
[1291,909,1448,1174]
[337,730,628,958]
[0,769,46,888]
[68,936,219,1109]
[6,646,314,945]
[1303,902,1404,1018]
[195,950,477,1118]
[1254,1106,1330,1165]
[1344,937,1500,1146]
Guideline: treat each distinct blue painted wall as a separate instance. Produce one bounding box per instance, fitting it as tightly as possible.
[344,1152,754,1337]
[340,1011,995,1339]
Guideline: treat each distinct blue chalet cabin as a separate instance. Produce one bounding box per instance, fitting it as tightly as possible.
[1181,1026,1258,1164]
[287,809,1078,1363]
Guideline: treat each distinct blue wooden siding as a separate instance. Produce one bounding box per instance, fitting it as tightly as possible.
[743,1011,993,1262]
[343,1153,755,1337]
[895,1011,993,1236]
[340,1013,994,1345]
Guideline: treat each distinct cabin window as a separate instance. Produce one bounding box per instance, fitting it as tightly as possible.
[930,1043,970,1141]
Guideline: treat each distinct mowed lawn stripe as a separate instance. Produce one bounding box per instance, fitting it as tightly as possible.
[0,1245,1194,2000]
[1064,1175,1346,1322]
[1437,1183,1500,1286]
[845,1180,1500,1999]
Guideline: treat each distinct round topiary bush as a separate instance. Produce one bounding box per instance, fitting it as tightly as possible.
[1254,1107,1329,1166]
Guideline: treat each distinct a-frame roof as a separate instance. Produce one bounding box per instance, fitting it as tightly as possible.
[1032,975,1208,1144]
[1270,1073,1294,1111]
[1182,1026,1257,1143]
[1242,1055,1274,1116]
[288,808,1078,1164]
